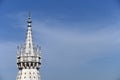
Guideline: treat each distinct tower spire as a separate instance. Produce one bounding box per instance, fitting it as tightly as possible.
[24,12,34,56]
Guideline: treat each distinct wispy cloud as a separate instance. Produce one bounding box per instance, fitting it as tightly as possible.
[2,12,120,80]
[0,42,17,80]
[6,12,120,64]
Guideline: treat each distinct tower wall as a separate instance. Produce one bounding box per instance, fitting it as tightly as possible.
[16,69,40,80]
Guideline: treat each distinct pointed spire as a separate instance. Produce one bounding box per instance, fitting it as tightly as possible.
[24,12,34,56]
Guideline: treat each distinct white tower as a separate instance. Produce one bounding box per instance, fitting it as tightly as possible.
[16,13,41,80]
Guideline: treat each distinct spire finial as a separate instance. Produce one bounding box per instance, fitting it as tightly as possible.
[28,11,31,18]
[27,11,32,27]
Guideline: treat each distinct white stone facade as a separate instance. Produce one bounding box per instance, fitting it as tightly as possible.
[16,13,41,80]
[17,69,40,80]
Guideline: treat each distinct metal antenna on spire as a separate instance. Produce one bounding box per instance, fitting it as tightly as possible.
[27,11,32,27]
[28,11,31,18]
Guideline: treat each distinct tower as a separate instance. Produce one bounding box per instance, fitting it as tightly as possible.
[16,13,41,80]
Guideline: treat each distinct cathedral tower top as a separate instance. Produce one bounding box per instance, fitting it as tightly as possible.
[16,12,41,80]
[17,12,41,70]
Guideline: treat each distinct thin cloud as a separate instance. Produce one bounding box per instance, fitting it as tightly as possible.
[27,18,120,69]
[0,42,17,80]
[31,17,120,80]
[3,12,120,80]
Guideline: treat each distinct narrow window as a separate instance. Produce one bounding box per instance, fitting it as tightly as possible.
[24,76,26,79]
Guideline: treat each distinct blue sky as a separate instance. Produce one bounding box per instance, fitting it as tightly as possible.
[1,0,120,80]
